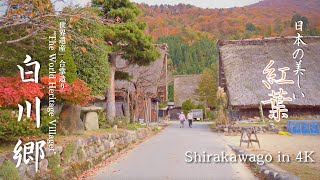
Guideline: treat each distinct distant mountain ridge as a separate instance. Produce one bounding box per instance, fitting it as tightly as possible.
[137,0,320,41]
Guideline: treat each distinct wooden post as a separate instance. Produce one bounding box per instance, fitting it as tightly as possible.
[145,97,149,126]
[148,98,151,125]
[259,101,265,123]
[156,101,159,123]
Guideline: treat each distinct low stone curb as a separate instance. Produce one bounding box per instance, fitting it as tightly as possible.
[0,127,160,180]
[228,145,300,180]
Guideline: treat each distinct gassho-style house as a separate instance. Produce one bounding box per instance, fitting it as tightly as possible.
[115,44,168,122]
[217,36,320,120]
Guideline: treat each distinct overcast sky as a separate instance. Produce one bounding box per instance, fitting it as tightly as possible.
[131,0,261,8]
[54,0,262,10]
[0,0,262,15]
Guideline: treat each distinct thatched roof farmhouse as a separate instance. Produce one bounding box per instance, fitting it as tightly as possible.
[114,44,168,120]
[174,74,201,107]
[115,44,168,100]
[218,36,320,119]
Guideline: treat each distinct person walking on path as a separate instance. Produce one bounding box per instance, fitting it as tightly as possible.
[179,112,186,128]
[187,111,193,128]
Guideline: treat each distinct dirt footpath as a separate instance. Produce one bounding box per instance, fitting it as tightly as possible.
[224,134,320,180]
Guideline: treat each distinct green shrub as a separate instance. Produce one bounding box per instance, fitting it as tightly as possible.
[113,116,129,129]
[98,110,111,129]
[0,160,20,180]
[182,99,195,115]
[0,109,40,141]
[40,110,57,134]
[206,111,216,120]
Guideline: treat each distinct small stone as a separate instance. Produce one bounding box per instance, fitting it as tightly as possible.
[99,146,104,152]
[94,146,99,153]
[26,165,37,178]
[264,170,270,175]
[104,141,111,149]
[55,146,63,155]
[91,136,99,142]
[100,134,108,142]
[259,167,266,173]
[223,128,228,132]
[88,146,96,157]
[76,139,85,148]
[107,134,112,141]
[96,138,102,146]
[268,171,278,179]
[45,148,54,157]
[39,159,48,172]
[125,136,132,143]
[110,141,115,148]
[137,133,144,139]
[5,153,18,165]
[119,138,124,145]
[111,134,116,140]
[114,139,119,145]
[113,125,118,130]
[18,163,28,177]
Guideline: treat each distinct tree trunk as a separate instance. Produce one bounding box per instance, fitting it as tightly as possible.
[133,89,140,122]
[106,53,116,124]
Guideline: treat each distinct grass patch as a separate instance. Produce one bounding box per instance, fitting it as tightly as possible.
[51,166,63,178]
[152,126,161,132]
[62,142,76,163]
[77,149,85,161]
[0,160,20,180]
[208,123,216,129]
[276,162,320,180]
[47,154,61,170]
[126,122,146,131]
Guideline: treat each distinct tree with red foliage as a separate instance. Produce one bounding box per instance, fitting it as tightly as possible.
[40,74,92,106]
[0,74,44,108]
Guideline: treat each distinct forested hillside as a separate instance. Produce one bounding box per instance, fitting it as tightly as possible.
[157,36,217,75]
[137,0,320,75]
[139,0,320,40]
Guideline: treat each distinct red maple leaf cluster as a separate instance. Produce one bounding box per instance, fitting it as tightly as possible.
[0,74,44,108]
[0,74,92,108]
[41,74,92,106]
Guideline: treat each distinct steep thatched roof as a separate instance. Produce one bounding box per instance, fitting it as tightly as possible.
[174,74,201,107]
[218,36,320,108]
[115,44,168,98]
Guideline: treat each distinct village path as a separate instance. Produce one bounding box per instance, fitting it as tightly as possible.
[87,122,256,180]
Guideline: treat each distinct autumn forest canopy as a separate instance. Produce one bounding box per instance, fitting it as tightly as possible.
[0,0,319,107]
[135,0,320,74]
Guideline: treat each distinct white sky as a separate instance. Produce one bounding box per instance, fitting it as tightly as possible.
[0,0,262,16]
[54,0,262,10]
[131,0,261,8]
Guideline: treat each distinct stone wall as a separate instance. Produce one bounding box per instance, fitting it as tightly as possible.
[214,124,282,134]
[0,128,151,180]
[229,145,300,180]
